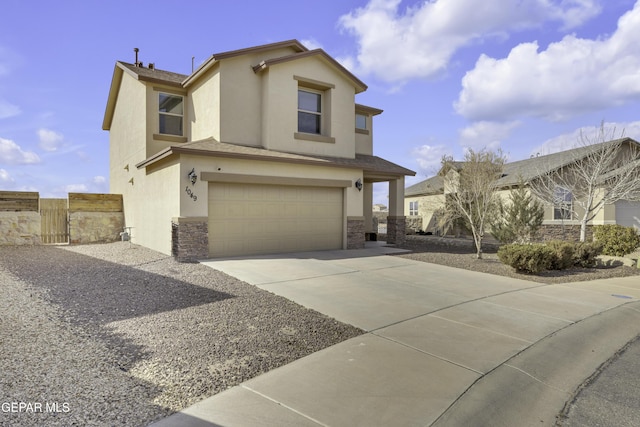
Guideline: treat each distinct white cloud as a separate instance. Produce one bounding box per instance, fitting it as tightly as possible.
[412,144,452,176]
[339,0,600,84]
[92,176,106,184]
[0,100,20,119]
[456,1,640,121]
[459,120,521,151]
[37,128,64,152]
[0,137,40,164]
[0,168,14,184]
[531,120,640,155]
[64,184,88,193]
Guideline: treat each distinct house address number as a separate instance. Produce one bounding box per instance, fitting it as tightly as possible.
[185,186,197,201]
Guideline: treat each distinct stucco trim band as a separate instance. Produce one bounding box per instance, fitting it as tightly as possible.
[201,172,351,188]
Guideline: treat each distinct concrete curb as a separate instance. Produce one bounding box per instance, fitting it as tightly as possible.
[432,301,640,426]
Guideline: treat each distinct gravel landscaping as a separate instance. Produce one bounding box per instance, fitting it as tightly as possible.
[2,237,638,426]
[0,243,362,427]
[395,235,640,284]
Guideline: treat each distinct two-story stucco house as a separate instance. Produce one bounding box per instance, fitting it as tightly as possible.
[103,40,414,260]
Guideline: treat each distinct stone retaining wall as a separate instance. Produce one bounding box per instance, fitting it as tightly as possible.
[69,212,125,244]
[0,212,41,245]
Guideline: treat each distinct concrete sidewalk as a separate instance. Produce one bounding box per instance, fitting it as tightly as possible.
[152,245,640,426]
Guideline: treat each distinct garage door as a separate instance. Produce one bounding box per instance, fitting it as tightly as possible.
[208,183,343,257]
[616,200,640,230]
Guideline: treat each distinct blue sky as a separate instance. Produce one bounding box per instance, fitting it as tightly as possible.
[2,0,640,204]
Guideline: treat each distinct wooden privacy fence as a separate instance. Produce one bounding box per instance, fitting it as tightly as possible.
[0,191,124,245]
[40,198,69,244]
[0,191,39,211]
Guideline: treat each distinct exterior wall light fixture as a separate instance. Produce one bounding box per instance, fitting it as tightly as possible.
[355,178,363,191]
[188,168,198,185]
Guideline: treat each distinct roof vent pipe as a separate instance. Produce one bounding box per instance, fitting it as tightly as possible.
[134,47,140,67]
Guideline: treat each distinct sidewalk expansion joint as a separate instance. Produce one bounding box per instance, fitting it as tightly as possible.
[240,385,328,427]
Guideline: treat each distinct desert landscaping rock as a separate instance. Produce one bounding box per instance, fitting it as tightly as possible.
[0,243,362,426]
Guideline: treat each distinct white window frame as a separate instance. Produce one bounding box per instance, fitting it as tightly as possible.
[298,89,322,135]
[158,93,184,136]
[409,201,419,216]
[553,187,573,220]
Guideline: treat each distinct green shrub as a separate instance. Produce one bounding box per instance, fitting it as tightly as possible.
[497,244,555,274]
[593,225,640,256]
[545,240,575,270]
[573,241,603,268]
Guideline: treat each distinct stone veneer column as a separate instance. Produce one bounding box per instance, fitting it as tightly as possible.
[386,216,406,245]
[347,216,365,249]
[171,217,208,262]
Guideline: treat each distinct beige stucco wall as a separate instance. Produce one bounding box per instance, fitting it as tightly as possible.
[260,56,357,158]
[405,194,445,232]
[189,64,221,142]
[0,212,41,245]
[109,73,147,197]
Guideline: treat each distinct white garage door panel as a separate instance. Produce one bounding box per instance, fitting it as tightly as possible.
[209,183,343,257]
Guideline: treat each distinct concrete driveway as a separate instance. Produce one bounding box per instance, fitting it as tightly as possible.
[153,245,640,426]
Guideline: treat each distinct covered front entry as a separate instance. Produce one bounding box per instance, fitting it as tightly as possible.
[208,182,343,257]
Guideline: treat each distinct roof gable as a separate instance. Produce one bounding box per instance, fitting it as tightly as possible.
[184,39,308,87]
[252,49,368,94]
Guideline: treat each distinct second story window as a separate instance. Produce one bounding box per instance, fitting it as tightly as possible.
[356,113,367,130]
[159,93,183,136]
[298,89,321,134]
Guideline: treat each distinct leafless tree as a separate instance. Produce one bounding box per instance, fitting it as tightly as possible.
[529,124,640,242]
[440,149,506,259]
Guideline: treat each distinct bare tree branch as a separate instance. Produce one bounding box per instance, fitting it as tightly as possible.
[529,123,640,241]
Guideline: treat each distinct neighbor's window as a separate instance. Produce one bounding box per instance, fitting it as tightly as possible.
[298,89,321,134]
[356,113,367,130]
[409,201,419,216]
[159,93,183,136]
[553,187,573,220]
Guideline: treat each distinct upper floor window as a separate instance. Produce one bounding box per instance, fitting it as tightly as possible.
[356,113,367,130]
[409,201,419,216]
[159,93,183,136]
[298,89,321,134]
[553,186,573,220]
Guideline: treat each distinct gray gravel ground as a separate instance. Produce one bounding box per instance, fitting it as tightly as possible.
[0,243,363,427]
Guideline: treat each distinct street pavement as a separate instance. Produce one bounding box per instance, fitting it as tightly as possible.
[152,244,640,427]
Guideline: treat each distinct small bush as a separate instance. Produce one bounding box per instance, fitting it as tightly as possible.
[593,225,640,256]
[573,241,603,268]
[545,240,575,270]
[497,244,555,274]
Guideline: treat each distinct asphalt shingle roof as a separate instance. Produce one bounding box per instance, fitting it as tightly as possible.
[406,138,639,197]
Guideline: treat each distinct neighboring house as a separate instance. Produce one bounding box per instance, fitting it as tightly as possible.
[405,138,640,239]
[103,40,415,260]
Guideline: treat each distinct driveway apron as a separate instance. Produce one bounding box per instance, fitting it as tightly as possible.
[152,246,640,427]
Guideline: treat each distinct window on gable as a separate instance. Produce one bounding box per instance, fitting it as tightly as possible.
[159,93,183,136]
[553,187,573,220]
[298,89,321,134]
[409,201,419,216]
[356,113,367,130]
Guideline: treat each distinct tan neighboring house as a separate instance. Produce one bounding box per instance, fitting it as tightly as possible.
[103,40,415,260]
[405,138,640,239]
